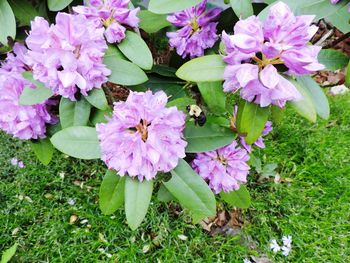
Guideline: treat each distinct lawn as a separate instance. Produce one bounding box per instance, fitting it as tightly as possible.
[0,94,349,262]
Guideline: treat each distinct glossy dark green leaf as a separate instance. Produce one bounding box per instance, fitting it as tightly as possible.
[176,55,225,82]
[230,0,254,19]
[220,185,251,208]
[85,89,108,111]
[236,101,269,144]
[0,0,15,46]
[166,97,196,112]
[19,72,53,105]
[90,107,113,126]
[50,126,101,159]
[148,0,202,14]
[30,138,54,166]
[164,159,216,222]
[8,0,39,26]
[47,0,73,11]
[152,64,177,78]
[139,10,171,33]
[157,184,175,202]
[197,81,226,115]
[104,45,125,60]
[125,177,153,230]
[327,4,350,33]
[271,105,285,124]
[184,121,236,153]
[118,31,153,70]
[99,170,125,215]
[59,97,91,129]
[317,49,349,71]
[297,76,329,120]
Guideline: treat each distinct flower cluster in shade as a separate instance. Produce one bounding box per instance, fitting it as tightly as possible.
[0,44,56,140]
[167,0,221,58]
[25,13,110,101]
[96,91,187,181]
[192,141,250,194]
[73,0,140,43]
[222,1,324,108]
[330,0,350,12]
[232,106,272,153]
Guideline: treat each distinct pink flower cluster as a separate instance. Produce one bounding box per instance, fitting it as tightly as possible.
[222,2,324,107]
[97,91,187,181]
[0,44,56,140]
[25,13,110,101]
[192,141,250,193]
[167,0,221,58]
[73,0,140,43]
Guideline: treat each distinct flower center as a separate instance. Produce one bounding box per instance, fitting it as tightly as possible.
[135,119,149,142]
[73,44,82,59]
[252,54,284,70]
[190,18,200,32]
[215,155,227,166]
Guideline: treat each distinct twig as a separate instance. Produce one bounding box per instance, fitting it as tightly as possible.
[324,32,350,48]
[315,29,334,46]
[102,84,116,104]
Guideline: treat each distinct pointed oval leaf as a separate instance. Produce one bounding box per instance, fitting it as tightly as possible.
[317,49,349,71]
[139,10,171,33]
[104,57,148,86]
[220,185,251,208]
[0,0,16,46]
[99,170,125,215]
[1,243,18,263]
[50,126,101,159]
[8,0,39,26]
[125,177,153,230]
[297,76,329,120]
[30,138,54,166]
[118,31,153,70]
[47,0,73,11]
[157,184,176,203]
[185,121,236,153]
[148,0,202,14]
[166,97,196,113]
[59,97,91,129]
[176,55,225,82]
[230,0,253,19]
[85,89,108,111]
[197,81,226,115]
[164,159,216,222]
[19,72,53,105]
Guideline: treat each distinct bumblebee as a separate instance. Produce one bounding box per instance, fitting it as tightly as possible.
[186,105,206,126]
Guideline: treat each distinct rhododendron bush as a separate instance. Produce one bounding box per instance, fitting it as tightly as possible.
[0,0,349,230]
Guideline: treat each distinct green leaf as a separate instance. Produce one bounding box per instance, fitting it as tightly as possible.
[118,31,153,70]
[166,97,196,112]
[327,4,350,33]
[197,82,226,115]
[104,57,148,86]
[152,64,177,78]
[296,76,329,120]
[99,170,125,215]
[19,72,53,106]
[346,60,350,87]
[59,97,91,129]
[297,0,348,20]
[139,10,171,33]
[230,0,253,19]
[164,159,216,222]
[47,0,73,11]
[184,121,236,153]
[30,138,54,166]
[1,243,18,263]
[85,89,108,111]
[317,49,349,71]
[125,177,153,230]
[271,105,285,124]
[0,0,15,46]
[289,78,317,123]
[90,107,113,126]
[50,126,101,159]
[176,55,225,82]
[8,0,39,26]
[157,184,175,202]
[236,101,269,144]
[148,0,202,14]
[104,45,125,60]
[220,185,251,209]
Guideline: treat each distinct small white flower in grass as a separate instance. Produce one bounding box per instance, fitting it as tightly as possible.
[281,245,291,256]
[269,239,281,253]
[10,158,18,166]
[67,198,75,206]
[243,258,252,263]
[281,235,292,256]
[18,161,25,168]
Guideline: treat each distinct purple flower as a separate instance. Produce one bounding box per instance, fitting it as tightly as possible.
[73,0,140,43]
[25,13,110,101]
[167,0,221,58]
[192,141,250,194]
[222,2,324,108]
[96,91,187,181]
[0,45,56,140]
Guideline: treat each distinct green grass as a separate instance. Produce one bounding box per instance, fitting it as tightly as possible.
[1,94,349,262]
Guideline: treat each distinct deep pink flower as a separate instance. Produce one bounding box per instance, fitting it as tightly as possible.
[73,0,140,43]
[192,141,250,194]
[0,45,56,140]
[222,2,324,107]
[25,13,110,101]
[96,91,187,181]
[167,0,221,58]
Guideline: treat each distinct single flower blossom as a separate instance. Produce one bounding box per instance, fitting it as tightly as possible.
[222,1,324,108]
[192,141,250,194]
[96,91,187,181]
[282,235,293,247]
[167,0,221,58]
[281,245,291,256]
[269,239,281,253]
[73,0,140,43]
[25,13,110,101]
[10,158,18,166]
[18,161,25,169]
